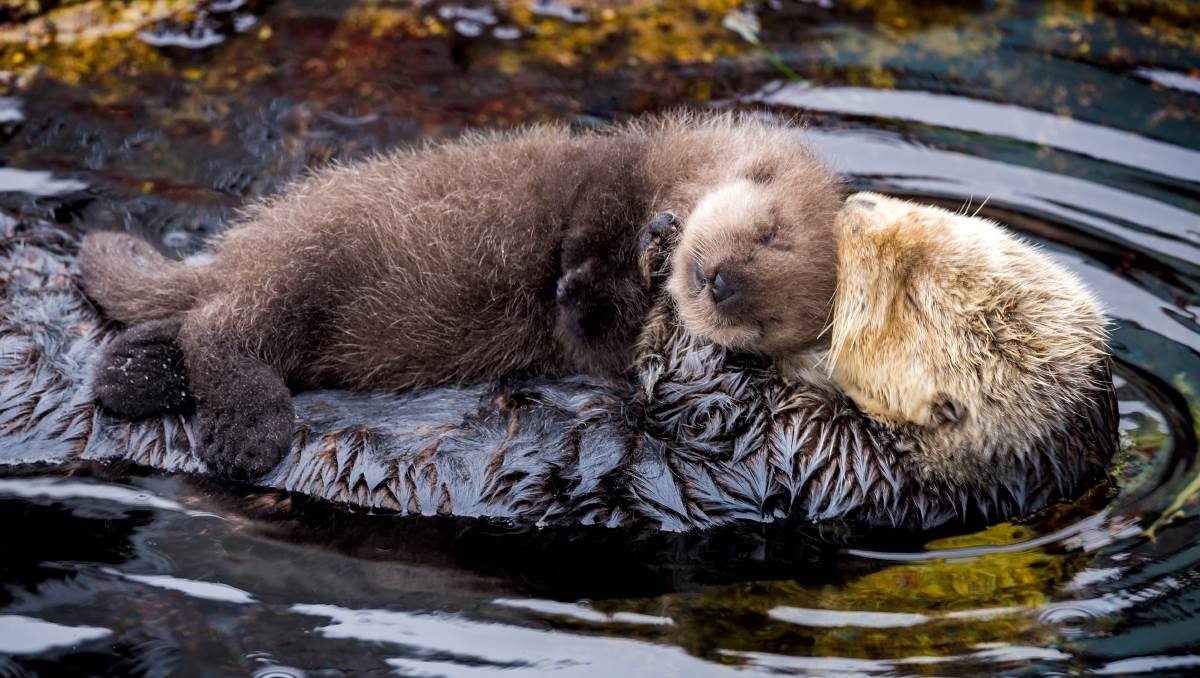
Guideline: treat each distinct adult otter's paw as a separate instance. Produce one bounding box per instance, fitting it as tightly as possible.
[93,318,192,419]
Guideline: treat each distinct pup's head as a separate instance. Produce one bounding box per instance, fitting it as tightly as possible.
[667,172,842,360]
[829,193,1109,479]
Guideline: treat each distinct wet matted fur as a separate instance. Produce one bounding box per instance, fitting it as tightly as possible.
[76,113,842,480]
[0,218,1118,531]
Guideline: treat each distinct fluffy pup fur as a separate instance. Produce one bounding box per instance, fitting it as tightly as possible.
[667,175,841,361]
[79,113,842,479]
[826,193,1110,485]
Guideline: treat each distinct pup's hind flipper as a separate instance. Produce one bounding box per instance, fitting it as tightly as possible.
[179,319,294,481]
[79,232,206,324]
[94,317,193,419]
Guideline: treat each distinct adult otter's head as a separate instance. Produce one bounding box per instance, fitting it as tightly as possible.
[666,160,842,361]
[829,192,1110,482]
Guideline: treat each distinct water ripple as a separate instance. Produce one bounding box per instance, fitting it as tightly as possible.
[806,129,1200,261]
[756,82,1200,183]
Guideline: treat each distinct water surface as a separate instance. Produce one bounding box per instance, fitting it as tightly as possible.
[1,1,1198,675]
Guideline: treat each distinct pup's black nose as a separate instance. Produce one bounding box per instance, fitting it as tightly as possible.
[710,270,735,305]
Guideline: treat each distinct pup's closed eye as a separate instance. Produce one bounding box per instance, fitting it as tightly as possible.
[930,394,965,427]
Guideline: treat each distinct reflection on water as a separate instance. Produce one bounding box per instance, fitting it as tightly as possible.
[755,82,1200,183]
[1,0,1198,675]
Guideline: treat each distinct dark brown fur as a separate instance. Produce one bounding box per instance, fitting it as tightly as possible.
[79,113,841,479]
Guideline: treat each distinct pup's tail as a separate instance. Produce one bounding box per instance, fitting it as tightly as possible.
[78,232,207,324]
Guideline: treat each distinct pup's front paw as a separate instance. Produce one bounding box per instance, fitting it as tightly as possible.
[94,318,192,419]
[638,211,680,283]
[556,258,614,342]
[639,211,680,255]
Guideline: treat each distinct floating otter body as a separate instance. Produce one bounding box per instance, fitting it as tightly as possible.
[824,193,1110,486]
[78,114,841,479]
[0,215,1116,531]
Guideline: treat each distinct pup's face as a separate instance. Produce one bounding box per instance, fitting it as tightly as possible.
[829,192,1106,450]
[667,178,840,360]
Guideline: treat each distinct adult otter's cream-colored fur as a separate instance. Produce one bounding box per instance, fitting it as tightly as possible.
[826,193,1109,484]
[0,219,1119,531]
[78,113,841,479]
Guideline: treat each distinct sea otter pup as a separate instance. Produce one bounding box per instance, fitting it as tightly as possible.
[79,113,842,480]
[825,193,1110,485]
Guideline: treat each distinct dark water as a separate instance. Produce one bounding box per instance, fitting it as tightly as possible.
[2,1,1199,675]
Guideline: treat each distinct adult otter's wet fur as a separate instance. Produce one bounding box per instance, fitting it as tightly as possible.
[78,113,842,480]
[826,193,1110,485]
[1,217,1118,531]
